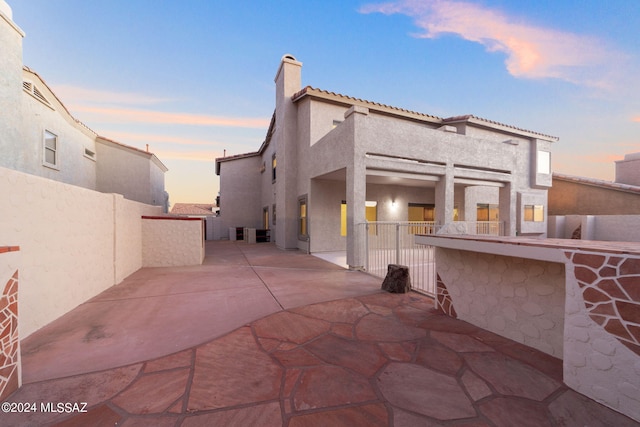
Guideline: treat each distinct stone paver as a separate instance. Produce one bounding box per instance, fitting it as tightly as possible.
[4,242,638,426]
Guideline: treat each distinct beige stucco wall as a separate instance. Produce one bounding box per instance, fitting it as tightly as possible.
[218,155,263,233]
[549,178,640,215]
[0,6,24,173]
[141,218,204,267]
[114,197,160,283]
[1,11,97,190]
[0,166,161,338]
[20,73,98,190]
[96,138,165,208]
[549,214,640,242]
[615,152,640,186]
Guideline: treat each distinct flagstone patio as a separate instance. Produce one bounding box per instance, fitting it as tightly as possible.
[3,241,637,426]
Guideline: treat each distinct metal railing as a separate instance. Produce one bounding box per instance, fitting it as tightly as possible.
[357,220,503,297]
[358,222,439,296]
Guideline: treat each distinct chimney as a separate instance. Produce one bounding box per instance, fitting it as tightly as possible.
[274,54,302,103]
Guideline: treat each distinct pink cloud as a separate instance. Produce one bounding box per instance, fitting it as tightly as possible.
[106,131,225,147]
[361,0,621,87]
[70,105,270,129]
[151,149,222,162]
[53,84,170,106]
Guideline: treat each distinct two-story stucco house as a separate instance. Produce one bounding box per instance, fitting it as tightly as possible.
[0,1,169,211]
[216,55,558,269]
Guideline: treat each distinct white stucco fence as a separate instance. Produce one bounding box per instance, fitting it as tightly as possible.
[142,216,205,267]
[549,215,640,242]
[0,166,165,338]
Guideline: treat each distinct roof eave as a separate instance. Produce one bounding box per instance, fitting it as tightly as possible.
[443,115,558,142]
[292,86,442,125]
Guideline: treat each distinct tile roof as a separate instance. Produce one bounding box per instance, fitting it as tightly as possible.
[292,86,441,123]
[170,203,217,216]
[294,87,557,141]
[553,172,640,195]
[217,84,558,170]
[442,115,559,141]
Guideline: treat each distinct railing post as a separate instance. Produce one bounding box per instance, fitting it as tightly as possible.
[395,222,400,265]
[365,223,369,271]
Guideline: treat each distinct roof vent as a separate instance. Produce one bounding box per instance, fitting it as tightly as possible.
[282,54,297,61]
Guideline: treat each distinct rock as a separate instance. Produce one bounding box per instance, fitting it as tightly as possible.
[381,264,411,293]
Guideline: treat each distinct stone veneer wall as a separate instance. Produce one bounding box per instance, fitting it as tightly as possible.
[435,248,566,358]
[563,250,640,421]
[142,216,205,267]
[433,240,640,421]
[0,246,20,401]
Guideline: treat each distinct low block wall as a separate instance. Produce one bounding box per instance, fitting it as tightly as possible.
[417,235,640,422]
[435,248,566,358]
[549,214,640,242]
[142,216,204,267]
[1,166,162,339]
[0,246,20,401]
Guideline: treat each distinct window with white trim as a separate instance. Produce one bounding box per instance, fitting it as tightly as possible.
[43,130,58,168]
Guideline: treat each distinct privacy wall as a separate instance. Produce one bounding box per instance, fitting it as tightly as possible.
[0,166,161,338]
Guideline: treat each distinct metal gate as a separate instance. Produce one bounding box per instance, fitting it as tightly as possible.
[358,222,438,296]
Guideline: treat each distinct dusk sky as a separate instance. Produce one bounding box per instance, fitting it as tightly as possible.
[10,0,640,206]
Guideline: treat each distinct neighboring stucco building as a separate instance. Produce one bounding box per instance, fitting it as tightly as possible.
[549,172,640,216]
[171,203,220,240]
[0,2,169,211]
[216,55,558,268]
[547,154,640,242]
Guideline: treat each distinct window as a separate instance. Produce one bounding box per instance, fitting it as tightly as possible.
[477,204,499,221]
[408,203,435,234]
[332,120,343,129]
[263,207,269,230]
[298,197,307,239]
[340,201,377,236]
[272,153,277,182]
[524,205,544,222]
[272,204,276,225]
[408,203,435,222]
[43,130,58,168]
[84,147,96,161]
[537,151,550,174]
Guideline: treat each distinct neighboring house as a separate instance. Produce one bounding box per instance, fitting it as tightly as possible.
[548,153,640,242]
[171,203,218,216]
[170,203,219,240]
[216,55,558,268]
[0,3,169,212]
[549,171,640,216]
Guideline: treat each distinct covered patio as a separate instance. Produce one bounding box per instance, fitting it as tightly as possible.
[4,241,635,426]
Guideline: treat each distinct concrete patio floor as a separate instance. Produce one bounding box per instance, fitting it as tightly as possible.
[4,241,638,426]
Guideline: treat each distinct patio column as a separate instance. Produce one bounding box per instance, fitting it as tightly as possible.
[499,182,516,236]
[346,161,366,269]
[435,164,455,227]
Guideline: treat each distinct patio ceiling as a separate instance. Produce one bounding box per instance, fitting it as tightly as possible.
[314,168,439,188]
